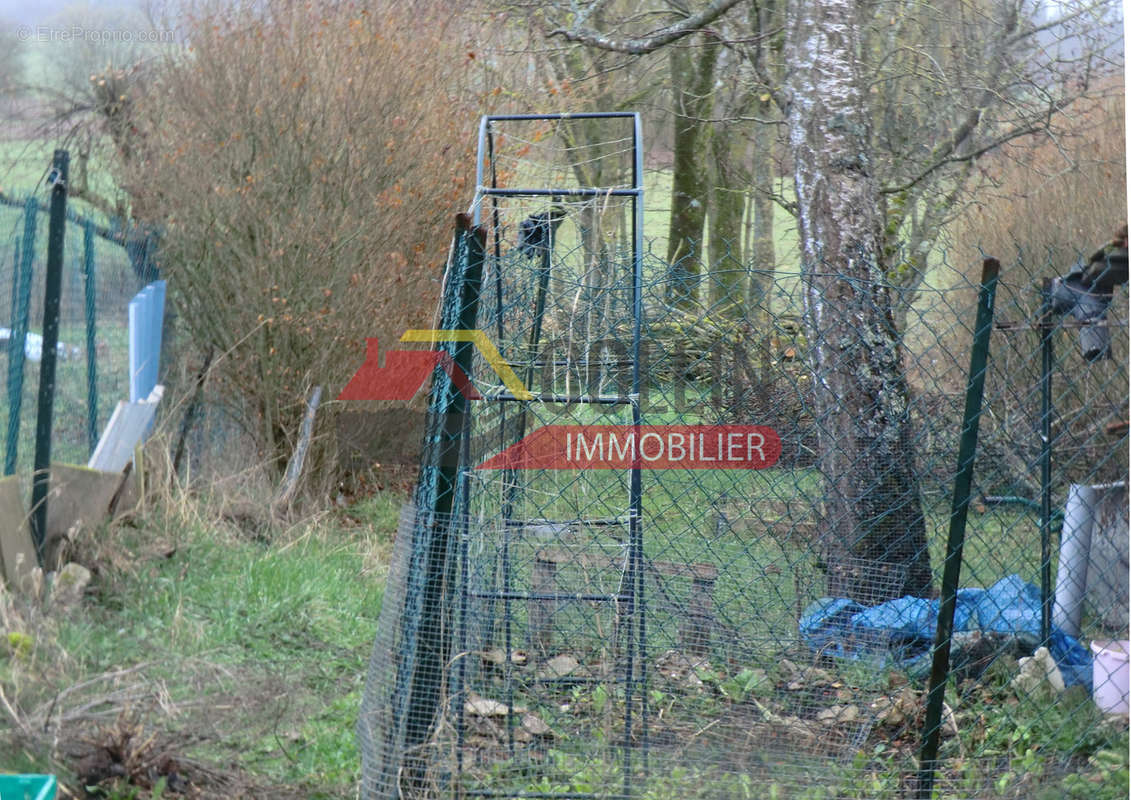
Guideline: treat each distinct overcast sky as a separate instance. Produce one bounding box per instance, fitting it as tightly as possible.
[1,0,145,27]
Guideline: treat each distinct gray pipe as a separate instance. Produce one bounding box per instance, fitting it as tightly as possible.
[1053,483,1097,638]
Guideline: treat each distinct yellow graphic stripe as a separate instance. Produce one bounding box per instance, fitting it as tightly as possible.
[400,329,533,401]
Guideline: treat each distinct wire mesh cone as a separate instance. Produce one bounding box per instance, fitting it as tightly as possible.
[358,251,1129,799]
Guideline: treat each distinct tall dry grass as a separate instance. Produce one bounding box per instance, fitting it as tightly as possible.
[907,85,1126,385]
[913,84,1128,488]
[958,87,1126,270]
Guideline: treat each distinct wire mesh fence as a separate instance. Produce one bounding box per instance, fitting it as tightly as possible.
[357,115,1127,799]
[0,193,156,473]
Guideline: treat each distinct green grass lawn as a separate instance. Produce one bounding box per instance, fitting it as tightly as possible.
[0,491,402,798]
[0,318,133,470]
[1,474,1125,799]
[0,136,126,229]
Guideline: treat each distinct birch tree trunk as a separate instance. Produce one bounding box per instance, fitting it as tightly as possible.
[786,0,932,602]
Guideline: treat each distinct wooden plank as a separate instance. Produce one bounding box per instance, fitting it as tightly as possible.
[532,548,718,655]
[87,386,164,473]
[723,516,818,542]
[533,548,718,581]
[1105,420,1129,436]
[530,555,557,653]
[0,475,36,588]
[680,575,716,656]
[273,385,323,513]
[43,463,128,570]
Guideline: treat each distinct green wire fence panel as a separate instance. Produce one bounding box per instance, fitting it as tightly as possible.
[83,218,99,456]
[0,194,155,473]
[357,116,1128,800]
[5,197,37,474]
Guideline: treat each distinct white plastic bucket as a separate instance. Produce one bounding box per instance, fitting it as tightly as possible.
[1090,640,1130,714]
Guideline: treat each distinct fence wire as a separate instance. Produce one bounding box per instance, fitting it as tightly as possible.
[357,127,1126,799]
[358,225,1127,800]
[0,194,155,472]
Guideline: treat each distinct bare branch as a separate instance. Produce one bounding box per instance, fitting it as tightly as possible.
[549,0,745,54]
[880,97,1073,195]
[1007,0,1114,47]
[712,27,791,114]
[69,183,121,220]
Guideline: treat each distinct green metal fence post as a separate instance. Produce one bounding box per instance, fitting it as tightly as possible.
[5,198,38,475]
[917,257,1000,799]
[1038,280,1054,645]
[403,214,485,791]
[29,150,69,565]
[83,218,98,457]
[8,240,18,329]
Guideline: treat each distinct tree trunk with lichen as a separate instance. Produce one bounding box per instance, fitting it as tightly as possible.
[666,35,718,308]
[748,105,777,380]
[748,109,776,308]
[708,118,747,314]
[786,0,932,603]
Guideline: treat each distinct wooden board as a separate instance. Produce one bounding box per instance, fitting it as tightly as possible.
[43,463,128,569]
[0,475,36,589]
[87,386,164,473]
[1088,483,1129,635]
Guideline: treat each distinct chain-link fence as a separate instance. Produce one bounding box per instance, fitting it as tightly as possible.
[358,114,1127,800]
[1,194,156,473]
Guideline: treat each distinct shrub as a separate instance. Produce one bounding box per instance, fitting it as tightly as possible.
[124,0,483,487]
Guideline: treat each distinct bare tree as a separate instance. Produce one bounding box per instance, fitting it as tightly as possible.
[11,3,164,216]
[546,0,1122,601]
[666,33,719,307]
[783,0,933,598]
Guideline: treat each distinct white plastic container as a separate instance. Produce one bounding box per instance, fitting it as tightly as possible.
[1090,639,1130,714]
[1053,484,1097,638]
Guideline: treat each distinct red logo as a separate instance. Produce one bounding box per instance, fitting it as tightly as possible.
[477,425,782,470]
[338,338,481,402]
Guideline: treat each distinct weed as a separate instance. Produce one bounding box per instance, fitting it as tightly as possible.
[0,488,399,798]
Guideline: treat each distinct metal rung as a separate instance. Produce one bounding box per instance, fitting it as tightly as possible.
[486,112,638,121]
[481,390,634,405]
[504,517,630,528]
[479,187,641,198]
[501,359,636,369]
[467,791,632,800]
[467,592,629,602]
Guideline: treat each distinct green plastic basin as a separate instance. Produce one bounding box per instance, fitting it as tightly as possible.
[0,775,57,800]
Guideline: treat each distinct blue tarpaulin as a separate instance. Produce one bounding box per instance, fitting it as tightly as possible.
[799,575,1092,688]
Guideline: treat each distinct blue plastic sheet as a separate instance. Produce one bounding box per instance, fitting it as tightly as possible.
[799,575,1092,688]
